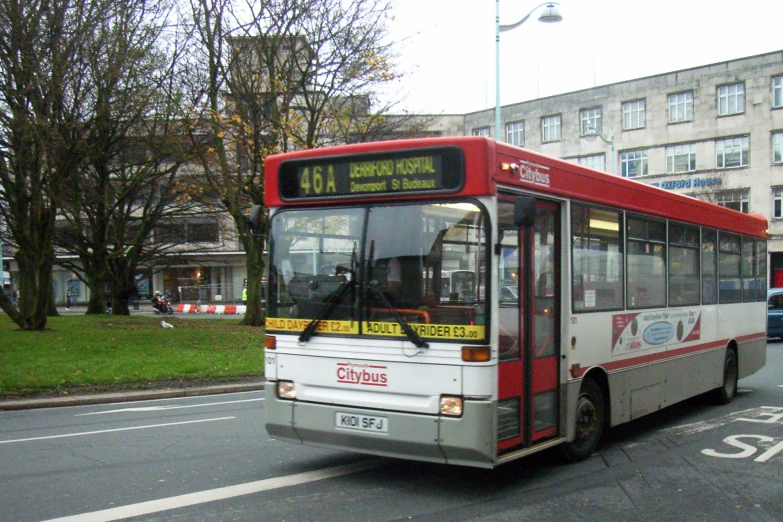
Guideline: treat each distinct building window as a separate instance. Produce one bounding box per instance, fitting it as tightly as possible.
[718,83,745,116]
[666,143,696,173]
[156,221,220,244]
[669,91,693,123]
[578,154,606,172]
[773,76,783,109]
[620,150,648,178]
[188,222,221,243]
[716,136,749,169]
[716,189,749,213]
[773,187,783,219]
[622,100,645,130]
[472,127,490,137]
[506,121,524,146]
[774,132,783,164]
[580,107,602,136]
[541,115,561,142]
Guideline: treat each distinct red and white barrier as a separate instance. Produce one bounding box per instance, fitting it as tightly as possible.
[175,303,247,314]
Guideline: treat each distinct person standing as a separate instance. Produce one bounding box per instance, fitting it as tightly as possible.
[66,290,72,310]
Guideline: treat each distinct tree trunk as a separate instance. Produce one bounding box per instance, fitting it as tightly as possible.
[14,252,50,330]
[0,287,23,325]
[241,236,266,327]
[111,297,130,315]
[46,285,60,317]
[109,275,136,316]
[86,271,109,315]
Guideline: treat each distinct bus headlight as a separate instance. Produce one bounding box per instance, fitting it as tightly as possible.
[277,381,296,400]
[440,396,463,417]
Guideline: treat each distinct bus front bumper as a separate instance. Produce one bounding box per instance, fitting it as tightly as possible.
[264,385,495,468]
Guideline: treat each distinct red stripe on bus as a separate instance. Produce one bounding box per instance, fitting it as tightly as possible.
[574,333,766,377]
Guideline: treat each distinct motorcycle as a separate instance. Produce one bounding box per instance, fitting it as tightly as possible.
[152,296,174,315]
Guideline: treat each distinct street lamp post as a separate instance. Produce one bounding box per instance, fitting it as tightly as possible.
[495,2,562,141]
[585,125,616,175]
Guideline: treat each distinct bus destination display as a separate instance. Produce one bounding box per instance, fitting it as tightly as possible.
[278,146,464,200]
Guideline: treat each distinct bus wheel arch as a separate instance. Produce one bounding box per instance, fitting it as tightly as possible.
[714,341,738,405]
[560,369,608,463]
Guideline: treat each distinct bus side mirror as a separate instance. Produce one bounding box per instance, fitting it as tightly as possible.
[514,196,536,227]
[246,204,267,240]
[247,205,262,230]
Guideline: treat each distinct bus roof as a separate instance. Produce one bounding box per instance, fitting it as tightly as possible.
[264,137,767,239]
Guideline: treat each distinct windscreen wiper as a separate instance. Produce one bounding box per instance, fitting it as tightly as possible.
[299,244,357,344]
[367,282,429,349]
[298,280,352,343]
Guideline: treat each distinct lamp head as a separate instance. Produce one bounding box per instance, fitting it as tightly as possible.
[538,4,563,23]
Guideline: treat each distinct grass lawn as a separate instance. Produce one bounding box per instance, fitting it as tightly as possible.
[0,314,265,398]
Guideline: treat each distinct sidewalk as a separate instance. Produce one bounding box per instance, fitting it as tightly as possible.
[0,381,265,411]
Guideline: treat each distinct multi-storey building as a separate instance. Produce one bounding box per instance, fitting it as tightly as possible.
[457,50,783,286]
[7,50,783,305]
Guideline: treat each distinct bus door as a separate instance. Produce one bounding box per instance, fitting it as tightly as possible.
[497,197,560,452]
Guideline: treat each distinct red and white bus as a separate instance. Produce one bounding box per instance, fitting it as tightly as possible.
[259,137,767,468]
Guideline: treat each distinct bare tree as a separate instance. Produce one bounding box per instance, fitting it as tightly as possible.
[51,1,207,315]
[0,0,115,329]
[183,0,418,326]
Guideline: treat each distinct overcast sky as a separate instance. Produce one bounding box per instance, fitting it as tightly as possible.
[384,0,783,115]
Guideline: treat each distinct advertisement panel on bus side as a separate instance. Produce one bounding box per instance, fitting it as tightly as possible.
[611,308,701,355]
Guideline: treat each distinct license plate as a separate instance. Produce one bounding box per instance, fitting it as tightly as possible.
[335,412,388,433]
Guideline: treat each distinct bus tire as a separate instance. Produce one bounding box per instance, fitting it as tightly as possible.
[560,377,605,463]
[714,347,738,405]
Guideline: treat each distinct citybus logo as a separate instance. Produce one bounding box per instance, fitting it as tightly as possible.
[518,161,550,187]
[337,362,388,387]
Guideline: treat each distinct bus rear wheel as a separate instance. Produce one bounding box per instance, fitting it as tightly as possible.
[560,377,605,463]
[714,348,738,405]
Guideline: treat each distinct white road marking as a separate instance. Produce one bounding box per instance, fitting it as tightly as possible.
[41,459,383,522]
[0,417,235,444]
[76,398,264,416]
[659,406,783,437]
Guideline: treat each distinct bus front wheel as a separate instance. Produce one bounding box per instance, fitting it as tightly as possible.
[560,377,605,463]
[714,348,738,405]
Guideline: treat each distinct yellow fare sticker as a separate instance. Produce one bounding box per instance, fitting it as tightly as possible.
[265,318,359,334]
[364,321,485,340]
[265,317,484,340]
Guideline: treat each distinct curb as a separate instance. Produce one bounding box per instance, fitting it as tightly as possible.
[0,382,265,411]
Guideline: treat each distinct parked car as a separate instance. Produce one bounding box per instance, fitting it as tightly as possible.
[767,288,783,339]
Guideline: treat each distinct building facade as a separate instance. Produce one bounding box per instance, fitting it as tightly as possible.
[7,50,783,305]
[458,50,783,286]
